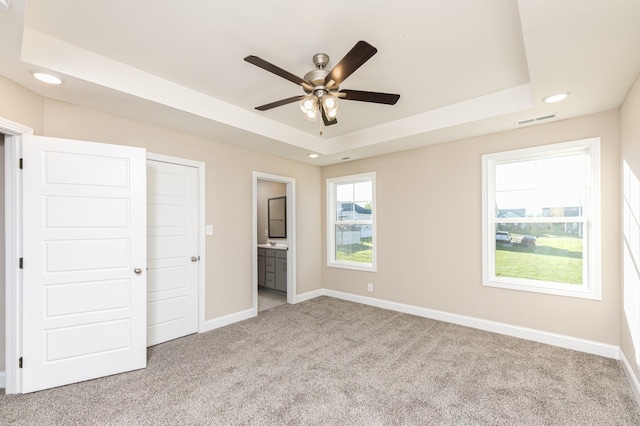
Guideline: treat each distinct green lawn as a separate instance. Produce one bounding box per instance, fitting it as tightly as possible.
[335,233,582,283]
[337,241,372,263]
[496,234,583,284]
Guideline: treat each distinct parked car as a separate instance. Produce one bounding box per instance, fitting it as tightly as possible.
[496,231,511,243]
[520,235,536,248]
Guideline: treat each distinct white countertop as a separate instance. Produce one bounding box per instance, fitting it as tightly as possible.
[257,244,288,250]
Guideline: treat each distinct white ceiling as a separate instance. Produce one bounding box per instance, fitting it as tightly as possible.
[1,0,639,165]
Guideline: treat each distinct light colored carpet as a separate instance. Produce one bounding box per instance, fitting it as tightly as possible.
[1,296,639,425]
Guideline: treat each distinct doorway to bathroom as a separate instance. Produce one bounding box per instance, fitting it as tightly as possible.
[252,172,296,314]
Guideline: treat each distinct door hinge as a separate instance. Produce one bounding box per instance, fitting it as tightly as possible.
[19,357,23,369]
[19,257,23,269]
[19,158,23,169]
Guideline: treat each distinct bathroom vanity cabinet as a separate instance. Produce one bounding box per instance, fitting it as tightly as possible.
[257,247,287,293]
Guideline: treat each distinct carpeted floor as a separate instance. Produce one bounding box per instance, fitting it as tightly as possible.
[1,296,639,425]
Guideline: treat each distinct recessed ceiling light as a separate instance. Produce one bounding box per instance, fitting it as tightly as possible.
[31,71,63,85]
[308,153,319,158]
[542,92,569,103]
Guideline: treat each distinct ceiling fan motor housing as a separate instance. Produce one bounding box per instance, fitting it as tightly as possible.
[303,69,329,91]
[303,53,331,94]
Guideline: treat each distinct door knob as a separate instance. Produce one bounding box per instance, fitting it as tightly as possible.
[191,256,199,262]
[134,267,143,274]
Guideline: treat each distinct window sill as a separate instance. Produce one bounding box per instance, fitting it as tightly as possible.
[483,278,601,300]
[328,261,376,273]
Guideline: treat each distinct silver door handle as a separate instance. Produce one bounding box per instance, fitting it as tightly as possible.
[134,267,143,274]
[191,256,199,262]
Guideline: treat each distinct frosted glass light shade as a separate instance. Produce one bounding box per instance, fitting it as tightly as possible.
[300,95,319,122]
[322,94,339,119]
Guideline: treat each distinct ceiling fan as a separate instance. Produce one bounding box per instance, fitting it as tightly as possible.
[244,41,400,126]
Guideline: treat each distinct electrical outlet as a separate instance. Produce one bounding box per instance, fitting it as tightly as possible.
[367,283,373,292]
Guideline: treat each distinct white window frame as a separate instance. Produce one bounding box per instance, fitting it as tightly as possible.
[482,138,601,299]
[327,172,376,272]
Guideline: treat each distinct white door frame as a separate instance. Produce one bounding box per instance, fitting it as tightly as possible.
[252,172,296,311]
[2,116,34,393]
[147,153,207,333]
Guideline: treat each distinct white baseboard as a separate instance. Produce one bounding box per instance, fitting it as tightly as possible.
[197,288,320,336]
[293,289,325,304]
[210,288,619,359]
[200,307,256,333]
[317,289,619,359]
[0,372,5,389]
[620,349,640,405]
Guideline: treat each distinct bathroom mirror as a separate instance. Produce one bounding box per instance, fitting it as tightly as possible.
[268,196,287,238]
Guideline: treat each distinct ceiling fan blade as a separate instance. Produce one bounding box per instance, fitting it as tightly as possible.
[324,41,377,87]
[255,95,303,111]
[244,55,313,91]
[339,89,400,105]
[321,106,338,126]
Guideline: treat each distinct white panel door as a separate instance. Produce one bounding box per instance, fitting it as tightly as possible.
[22,135,147,393]
[146,160,199,346]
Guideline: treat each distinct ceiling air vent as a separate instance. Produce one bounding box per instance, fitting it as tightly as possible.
[516,113,556,126]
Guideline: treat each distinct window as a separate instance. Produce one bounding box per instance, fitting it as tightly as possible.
[482,138,601,299]
[327,172,376,271]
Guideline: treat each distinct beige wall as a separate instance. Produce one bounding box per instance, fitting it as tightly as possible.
[0,76,44,133]
[0,77,324,373]
[620,72,640,384]
[257,180,287,245]
[41,99,324,317]
[322,110,621,345]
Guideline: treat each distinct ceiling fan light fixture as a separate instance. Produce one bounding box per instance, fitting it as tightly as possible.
[322,93,339,119]
[300,94,319,121]
[323,95,337,109]
[305,109,318,121]
[301,97,315,111]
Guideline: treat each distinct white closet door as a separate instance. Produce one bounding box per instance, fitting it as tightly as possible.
[21,135,147,393]
[146,159,199,346]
